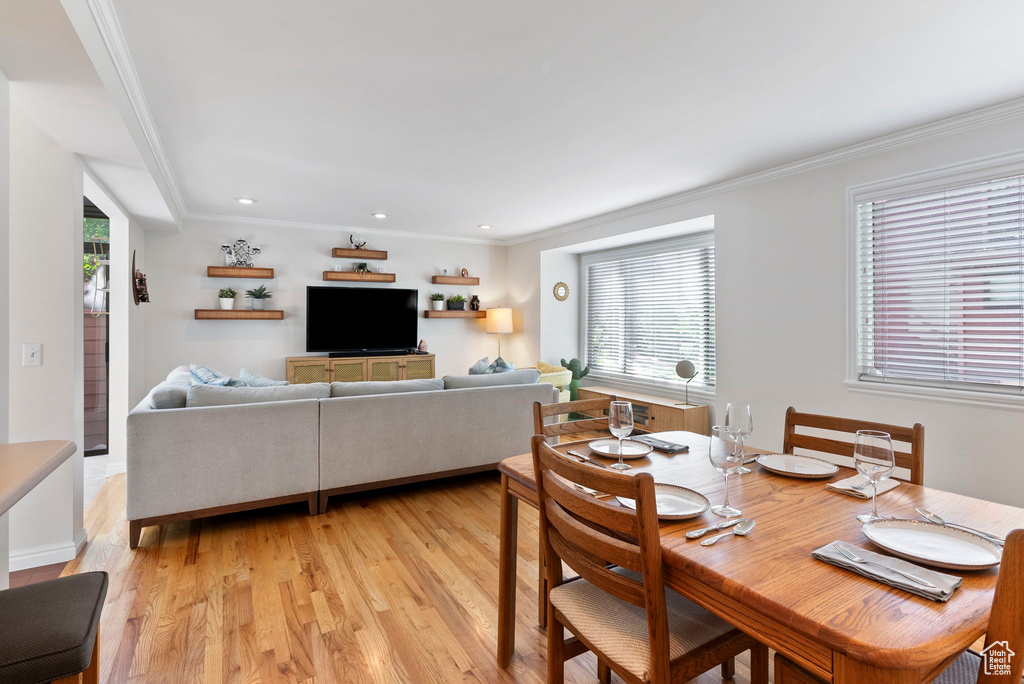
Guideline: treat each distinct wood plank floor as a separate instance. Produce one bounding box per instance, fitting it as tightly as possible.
[64,472,771,683]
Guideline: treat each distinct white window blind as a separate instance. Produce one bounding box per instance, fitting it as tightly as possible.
[856,173,1024,393]
[583,234,715,390]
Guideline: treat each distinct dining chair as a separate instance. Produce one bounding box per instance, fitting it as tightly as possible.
[531,435,769,684]
[533,396,616,440]
[783,406,925,484]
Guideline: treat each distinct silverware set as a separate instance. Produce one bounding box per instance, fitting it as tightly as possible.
[831,542,936,588]
[915,507,1005,546]
[566,449,608,469]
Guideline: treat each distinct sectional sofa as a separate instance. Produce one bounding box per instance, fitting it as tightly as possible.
[126,367,557,548]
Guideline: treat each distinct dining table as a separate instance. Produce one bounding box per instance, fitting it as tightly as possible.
[496,430,1024,683]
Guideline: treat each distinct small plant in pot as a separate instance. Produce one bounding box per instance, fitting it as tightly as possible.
[218,287,237,310]
[245,284,273,310]
[448,294,466,311]
[430,292,445,311]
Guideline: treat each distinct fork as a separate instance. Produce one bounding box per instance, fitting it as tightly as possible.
[832,542,936,588]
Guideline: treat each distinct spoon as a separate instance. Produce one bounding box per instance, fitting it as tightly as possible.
[686,518,748,539]
[915,507,1004,545]
[700,519,756,546]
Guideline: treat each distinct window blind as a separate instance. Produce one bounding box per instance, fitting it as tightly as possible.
[856,173,1024,393]
[584,235,715,389]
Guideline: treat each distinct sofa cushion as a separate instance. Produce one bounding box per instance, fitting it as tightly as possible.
[150,382,189,409]
[186,383,330,407]
[443,369,540,389]
[331,378,443,397]
[240,368,289,387]
[468,357,490,375]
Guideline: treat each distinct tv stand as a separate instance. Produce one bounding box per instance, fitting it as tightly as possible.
[328,349,412,358]
[286,353,435,384]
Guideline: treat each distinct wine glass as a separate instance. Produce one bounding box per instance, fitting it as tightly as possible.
[725,403,753,474]
[854,430,895,523]
[608,401,634,471]
[708,425,743,517]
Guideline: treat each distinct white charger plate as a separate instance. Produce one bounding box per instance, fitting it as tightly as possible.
[588,438,654,460]
[616,484,710,520]
[862,519,1002,570]
[755,453,839,479]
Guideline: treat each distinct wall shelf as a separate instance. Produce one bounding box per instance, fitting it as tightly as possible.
[195,309,284,320]
[207,266,275,279]
[432,275,480,286]
[423,310,486,318]
[332,248,388,260]
[323,271,396,283]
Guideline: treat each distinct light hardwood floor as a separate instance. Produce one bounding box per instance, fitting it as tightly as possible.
[64,472,770,684]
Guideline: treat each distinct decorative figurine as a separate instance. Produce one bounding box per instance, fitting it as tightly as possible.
[470,295,480,311]
[221,243,237,267]
[418,339,429,352]
[353,262,369,274]
[230,238,261,267]
[350,234,367,250]
[461,267,469,277]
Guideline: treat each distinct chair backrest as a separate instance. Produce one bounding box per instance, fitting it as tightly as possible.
[978,529,1024,684]
[532,434,672,679]
[783,407,925,485]
[533,397,616,439]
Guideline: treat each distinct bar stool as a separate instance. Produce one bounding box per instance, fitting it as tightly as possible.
[0,571,108,684]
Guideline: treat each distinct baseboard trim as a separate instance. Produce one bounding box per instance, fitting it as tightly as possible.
[10,527,88,572]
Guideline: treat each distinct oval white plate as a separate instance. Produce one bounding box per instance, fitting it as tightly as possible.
[588,438,654,460]
[755,453,839,479]
[616,484,710,520]
[862,519,1002,570]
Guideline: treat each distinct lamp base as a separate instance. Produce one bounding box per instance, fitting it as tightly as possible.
[674,401,700,407]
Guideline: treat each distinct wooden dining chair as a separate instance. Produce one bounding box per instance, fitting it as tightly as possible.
[533,396,616,441]
[783,406,925,485]
[532,435,769,684]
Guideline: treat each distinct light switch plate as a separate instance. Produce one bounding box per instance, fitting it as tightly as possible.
[23,343,42,366]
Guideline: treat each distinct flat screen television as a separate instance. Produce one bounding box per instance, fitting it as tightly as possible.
[306,286,418,355]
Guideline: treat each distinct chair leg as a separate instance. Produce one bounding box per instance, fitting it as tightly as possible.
[749,643,770,684]
[83,626,100,684]
[547,608,564,684]
[721,655,735,679]
[598,659,611,683]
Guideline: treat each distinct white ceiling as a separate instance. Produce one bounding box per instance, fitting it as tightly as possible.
[55,1,1024,238]
[0,0,176,230]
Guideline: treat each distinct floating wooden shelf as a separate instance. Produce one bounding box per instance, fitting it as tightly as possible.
[332,248,388,260]
[207,266,275,279]
[194,309,284,320]
[423,310,486,318]
[323,271,396,283]
[432,275,480,286]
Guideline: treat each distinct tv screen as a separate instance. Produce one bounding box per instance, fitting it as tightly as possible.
[306,286,418,354]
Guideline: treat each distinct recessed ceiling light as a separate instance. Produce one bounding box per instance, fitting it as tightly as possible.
[371,212,388,219]
[478,224,492,230]
[235,197,256,205]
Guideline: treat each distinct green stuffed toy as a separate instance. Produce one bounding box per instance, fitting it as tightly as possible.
[561,357,590,402]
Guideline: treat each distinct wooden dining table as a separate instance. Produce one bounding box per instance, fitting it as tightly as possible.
[496,431,1024,683]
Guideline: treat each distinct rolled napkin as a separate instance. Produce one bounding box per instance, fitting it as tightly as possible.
[812,541,962,602]
[827,474,899,499]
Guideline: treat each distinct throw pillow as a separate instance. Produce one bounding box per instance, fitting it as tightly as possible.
[536,361,566,374]
[468,357,490,375]
[240,368,289,387]
[487,357,515,373]
[188,363,244,387]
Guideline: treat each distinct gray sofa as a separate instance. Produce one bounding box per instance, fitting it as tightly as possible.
[126,367,556,548]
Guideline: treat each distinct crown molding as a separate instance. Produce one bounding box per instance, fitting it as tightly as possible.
[505,96,1024,246]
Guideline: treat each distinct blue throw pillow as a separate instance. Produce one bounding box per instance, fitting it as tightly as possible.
[189,363,244,387]
[468,357,490,375]
[240,368,289,387]
[487,357,515,374]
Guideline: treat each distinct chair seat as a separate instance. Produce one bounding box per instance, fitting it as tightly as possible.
[933,650,981,684]
[550,568,736,682]
[0,571,108,684]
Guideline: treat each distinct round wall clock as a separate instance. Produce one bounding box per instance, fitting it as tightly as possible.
[553,282,570,301]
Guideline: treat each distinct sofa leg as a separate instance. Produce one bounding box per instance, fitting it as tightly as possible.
[128,520,142,550]
[308,492,319,516]
[318,492,330,515]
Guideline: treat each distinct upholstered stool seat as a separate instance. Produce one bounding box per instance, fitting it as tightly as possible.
[0,571,108,684]
[932,651,982,684]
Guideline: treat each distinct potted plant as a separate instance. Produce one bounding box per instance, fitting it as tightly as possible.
[245,284,272,310]
[218,287,237,310]
[430,293,445,311]
[448,294,466,311]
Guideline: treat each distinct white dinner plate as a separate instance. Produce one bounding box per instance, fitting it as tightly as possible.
[755,453,839,479]
[861,519,1002,570]
[588,438,654,460]
[616,484,710,520]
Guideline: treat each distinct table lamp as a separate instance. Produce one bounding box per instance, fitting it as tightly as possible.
[675,359,699,406]
[486,308,513,358]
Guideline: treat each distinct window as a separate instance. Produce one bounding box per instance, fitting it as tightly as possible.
[855,171,1024,396]
[582,233,715,393]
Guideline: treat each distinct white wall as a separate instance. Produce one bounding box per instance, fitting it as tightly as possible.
[143,221,507,389]
[508,111,1024,508]
[0,70,9,447]
[7,100,85,568]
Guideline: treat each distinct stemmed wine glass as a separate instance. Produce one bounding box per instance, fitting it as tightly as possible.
[854,430,895,523]
[608,401,634,471]
[725,403,753,474]
[708,425,743,517]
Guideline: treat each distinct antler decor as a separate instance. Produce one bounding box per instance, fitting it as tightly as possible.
[350,234,367,250]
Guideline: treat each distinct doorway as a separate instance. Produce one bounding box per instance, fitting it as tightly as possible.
[83,197,109,501]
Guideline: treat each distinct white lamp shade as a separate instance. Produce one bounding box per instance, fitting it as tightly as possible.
[486,307,513,334]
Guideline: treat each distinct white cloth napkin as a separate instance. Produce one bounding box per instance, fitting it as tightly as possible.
[826,474,899,499]
[812,541,962,602]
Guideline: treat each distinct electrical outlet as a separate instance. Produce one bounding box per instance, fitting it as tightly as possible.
[23,343,42,367]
